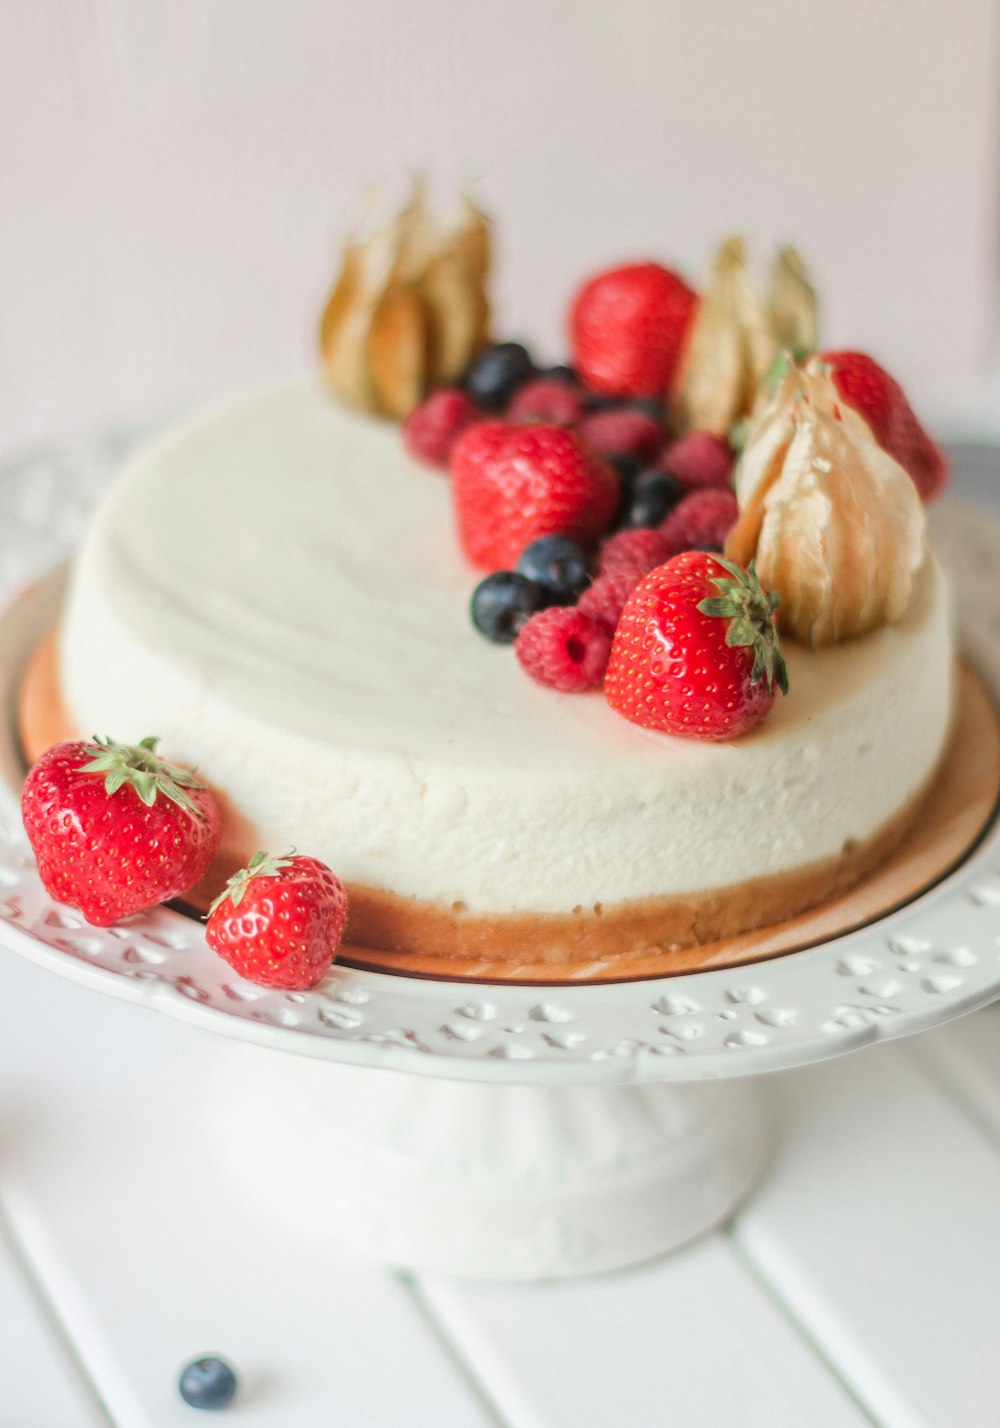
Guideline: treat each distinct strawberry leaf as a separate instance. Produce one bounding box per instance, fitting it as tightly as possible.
[696,557,788,696]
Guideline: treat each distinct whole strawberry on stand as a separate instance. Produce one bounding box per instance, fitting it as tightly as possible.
[21,735,349,990]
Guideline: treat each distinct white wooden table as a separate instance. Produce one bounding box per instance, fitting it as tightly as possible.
[1,433,999,1426]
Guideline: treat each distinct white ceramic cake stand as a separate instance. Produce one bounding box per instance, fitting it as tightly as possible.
[1,472,1000,1278]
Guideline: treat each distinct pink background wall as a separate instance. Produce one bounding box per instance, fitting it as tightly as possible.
[1,1,997,457]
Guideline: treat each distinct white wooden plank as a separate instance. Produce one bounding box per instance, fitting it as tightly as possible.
[0,1209,107,1425]
[418,1235,874,1428]
[0,951,499,1428]
[735,1043,1000,1428]
[905,1004,1000,1143]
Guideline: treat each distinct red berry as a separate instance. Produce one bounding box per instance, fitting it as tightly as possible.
[822,350,948,501]
[515,607,612,692]
[660,488,739,555]
[597,527,670,580]
[206,852,347,990]
[451,422,618,570]
[21,737,222,926]
[506,378,585,426]
[660,431,733,491]
[570,262,698,398]
[577,409,663,463]
[402,388,479,468]
[604,552,788,740]
[577,570,638,637]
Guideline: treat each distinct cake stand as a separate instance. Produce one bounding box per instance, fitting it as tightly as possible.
[1,462,999,1278]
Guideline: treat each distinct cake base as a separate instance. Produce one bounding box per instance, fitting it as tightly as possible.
[343,662,997,983]
[206,1041,768,1280]
[17,597,1000,982]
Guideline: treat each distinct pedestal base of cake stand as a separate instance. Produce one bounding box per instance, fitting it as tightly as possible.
[205,1040,766,1281]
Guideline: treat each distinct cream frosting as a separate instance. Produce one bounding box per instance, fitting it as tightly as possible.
[57,380,955,915]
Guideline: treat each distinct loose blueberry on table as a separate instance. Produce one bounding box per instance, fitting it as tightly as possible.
[178,1355,238,1411]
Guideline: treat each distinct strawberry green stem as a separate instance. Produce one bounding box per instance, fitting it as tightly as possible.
[80,735,207,816]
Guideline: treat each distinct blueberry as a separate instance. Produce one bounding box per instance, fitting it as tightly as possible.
[627,471,685,527]
[465,343,534,411]
[605,453,643,528]
[584,391,626,413]
[540,364,579,386]
[516,536,590,603]
[471,571,547,643]
[623,396,667,425]
[178,1356,238,1410]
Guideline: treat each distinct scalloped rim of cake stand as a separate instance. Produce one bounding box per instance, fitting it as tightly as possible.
[2,518,1000,1086]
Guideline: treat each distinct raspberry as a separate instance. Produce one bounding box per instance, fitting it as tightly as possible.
[515,607,612,692]
[660,431,734,492]
[577,409,663,463]
[402,389,480,468]
[570,262,698,398]
[597,527,670,580]
[507,378,585,426]
[660,488,739,555]
[577,570,638,637]
[451,422,618,571]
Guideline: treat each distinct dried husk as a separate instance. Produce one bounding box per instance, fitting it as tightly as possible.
[671,238,818,438]
[318,187,492,418]
[725,359,926,647]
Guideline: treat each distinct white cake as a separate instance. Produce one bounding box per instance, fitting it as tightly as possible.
[48,379,954,963]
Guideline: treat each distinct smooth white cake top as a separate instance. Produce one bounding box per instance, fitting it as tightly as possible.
[59,380,954,912]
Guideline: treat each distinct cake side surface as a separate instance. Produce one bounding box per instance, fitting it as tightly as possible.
[55,380,955,933]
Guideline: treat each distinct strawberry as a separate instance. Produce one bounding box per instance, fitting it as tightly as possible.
[570,263,698,398]
[604,552,788,740]
[206,851,348,990]
[451,422,618,570]
[21,736,222,926]
[822,350,948,501]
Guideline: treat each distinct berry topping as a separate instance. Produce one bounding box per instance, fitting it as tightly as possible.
[822,349,948,501]
[451,421,618,570]
[506,378,585,426]
[470,570,548,643]
[570,262,698,398]
[515,535,590,603]
[627,470,684,528]
[21,736,222,926]
[597,526,670,580]
[515,607,612,692]
[178,1356,238,1411]
[604,552,788,740]
[660,488,739,555]
[402,388,480,468]
[465,341,534,411]
[577,408,663,463]
[577,569,638,637]
[660,431,734,492]
[206,851,348,990]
